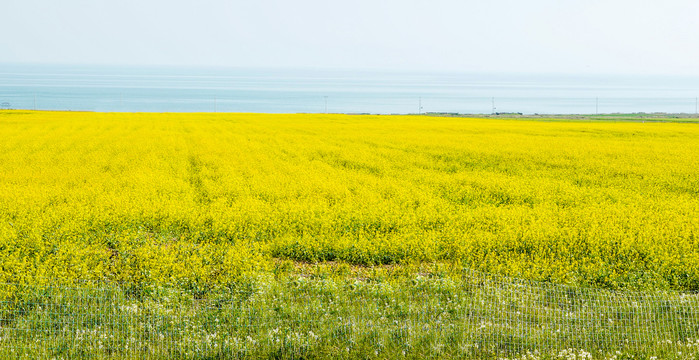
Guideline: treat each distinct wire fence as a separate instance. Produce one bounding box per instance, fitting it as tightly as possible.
[1,271,698,359]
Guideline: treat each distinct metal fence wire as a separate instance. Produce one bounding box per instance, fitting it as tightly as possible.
[0,271,698,359]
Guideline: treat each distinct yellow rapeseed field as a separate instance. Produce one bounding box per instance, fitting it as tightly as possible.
[1,111,698,290]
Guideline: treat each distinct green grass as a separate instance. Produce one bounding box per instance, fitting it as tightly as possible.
[1,269,698,359]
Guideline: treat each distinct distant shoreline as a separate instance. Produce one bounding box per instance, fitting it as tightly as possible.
[2,109,699,124]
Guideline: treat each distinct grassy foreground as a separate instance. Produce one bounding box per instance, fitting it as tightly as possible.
[1,111,699,358]
[2,270,699,359]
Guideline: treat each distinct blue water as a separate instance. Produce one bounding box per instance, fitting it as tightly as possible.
[1,64,698,114]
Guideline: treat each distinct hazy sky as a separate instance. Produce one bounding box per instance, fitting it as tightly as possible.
[2,0,699,75]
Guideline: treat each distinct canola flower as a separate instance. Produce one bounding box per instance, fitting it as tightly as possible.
[0,111,698,291]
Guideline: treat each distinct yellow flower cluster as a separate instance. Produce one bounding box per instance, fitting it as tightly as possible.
[0,111,697,290]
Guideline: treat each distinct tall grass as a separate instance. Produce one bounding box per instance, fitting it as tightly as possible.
[1,271,698,359]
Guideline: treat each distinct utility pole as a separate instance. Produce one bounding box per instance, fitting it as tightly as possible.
[324,96,328,113]
[491,97,496,115]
